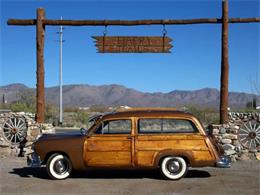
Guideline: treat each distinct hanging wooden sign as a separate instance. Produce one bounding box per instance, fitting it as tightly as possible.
[92,36,173,53]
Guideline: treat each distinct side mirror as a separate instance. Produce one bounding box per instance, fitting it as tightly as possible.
[80,128,87,135]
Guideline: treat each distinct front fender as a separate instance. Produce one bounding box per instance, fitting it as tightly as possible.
[35,137,86,170]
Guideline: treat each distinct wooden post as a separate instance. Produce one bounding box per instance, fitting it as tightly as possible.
[220,0,229,124]
[36,8,45,123]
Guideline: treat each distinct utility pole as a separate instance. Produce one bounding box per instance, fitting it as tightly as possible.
[57,16,65,125]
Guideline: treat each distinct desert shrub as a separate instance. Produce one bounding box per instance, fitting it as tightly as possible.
[74,110,89,127]
[185,105,219,125]
[45,104,58,123]
[10,92,36,113]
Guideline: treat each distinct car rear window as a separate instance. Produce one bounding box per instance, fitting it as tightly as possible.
[138,118,198,134]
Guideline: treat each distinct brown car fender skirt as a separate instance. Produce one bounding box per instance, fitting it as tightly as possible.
[153,149,195,167]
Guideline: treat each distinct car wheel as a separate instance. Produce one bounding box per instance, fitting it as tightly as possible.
[160,156,187,180]
[47,153,72,180]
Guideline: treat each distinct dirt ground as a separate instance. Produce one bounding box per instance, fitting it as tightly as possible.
[0,155,259,195]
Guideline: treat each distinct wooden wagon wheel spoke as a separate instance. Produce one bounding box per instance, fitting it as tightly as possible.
[2,117,27,145]
[16,119,22,129]
[239,128,250,133]
[17,123,25,129]
[243,124,251,132]
[255,126,260,132]
[9,118,15,128]
[255,137,260,145]
[240,137,248,141]
[238,120,260,151]
[5,121,14,129]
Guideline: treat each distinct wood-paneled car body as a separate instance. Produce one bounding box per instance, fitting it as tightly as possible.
[27,108,231,180]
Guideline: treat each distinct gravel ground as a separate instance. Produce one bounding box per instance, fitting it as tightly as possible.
[0,155,259,195]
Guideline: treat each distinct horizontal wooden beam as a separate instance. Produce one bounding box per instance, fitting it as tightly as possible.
[8,19,37,25]
[7,17,260,26]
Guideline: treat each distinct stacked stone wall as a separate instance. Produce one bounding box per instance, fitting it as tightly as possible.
[0,112,54,157]
[212,112,260,161]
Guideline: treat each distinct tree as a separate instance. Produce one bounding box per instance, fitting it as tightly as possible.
[246,98,256,109]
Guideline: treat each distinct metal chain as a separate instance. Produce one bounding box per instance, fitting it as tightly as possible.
[103,25,108,36]
[162,24,167,37]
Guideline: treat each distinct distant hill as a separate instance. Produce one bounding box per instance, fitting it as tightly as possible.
[0,83,259,109]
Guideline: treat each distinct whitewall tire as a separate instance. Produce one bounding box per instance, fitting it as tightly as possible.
[47,154,72,180]
[160,156,188,180]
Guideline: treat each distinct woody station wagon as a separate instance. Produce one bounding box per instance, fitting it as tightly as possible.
[27,108,231,180]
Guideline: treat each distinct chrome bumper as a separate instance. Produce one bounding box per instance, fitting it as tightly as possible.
[27,152,42,167]
[216,156,231,168]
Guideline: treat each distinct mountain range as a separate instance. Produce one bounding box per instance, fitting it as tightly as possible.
[0,83,259,109]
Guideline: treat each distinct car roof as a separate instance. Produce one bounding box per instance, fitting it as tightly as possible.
[100,108,196,120]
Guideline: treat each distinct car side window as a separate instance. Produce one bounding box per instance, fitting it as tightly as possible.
[139,119,162,133]
[163,119,198,133]
[95,120,131,134]
[138,118,198,133]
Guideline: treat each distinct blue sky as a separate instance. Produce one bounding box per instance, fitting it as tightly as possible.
[0,0,259,94]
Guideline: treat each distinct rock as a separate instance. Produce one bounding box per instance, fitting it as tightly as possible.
[223,144,235,150]
[222,134,238,140]
[30,129,41,137]
[255,153,260,161]
[234,125,240,130]
[230,155,237,162]
[224,149,236,156]
[16,112,25,115]
[223,124,230,129]
[241,149,249,153]
[257,146,260,152]
[212,129,219,135]
[221,139,232,144]
[233,140,240,147]
[230,129,238,134]
[235,146,242,153]
[219,127,226,134]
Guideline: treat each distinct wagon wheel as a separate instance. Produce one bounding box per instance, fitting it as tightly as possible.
[2,117,27,145]
[238,120,260,151]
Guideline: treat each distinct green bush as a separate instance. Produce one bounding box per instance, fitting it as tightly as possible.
[74,110,89,126]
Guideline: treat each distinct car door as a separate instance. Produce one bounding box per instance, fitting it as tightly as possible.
[135,117,211,167]
[84,119,133,167]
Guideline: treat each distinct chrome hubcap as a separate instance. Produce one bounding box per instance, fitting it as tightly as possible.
[167,159,181,174]
[54,160,68,174]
